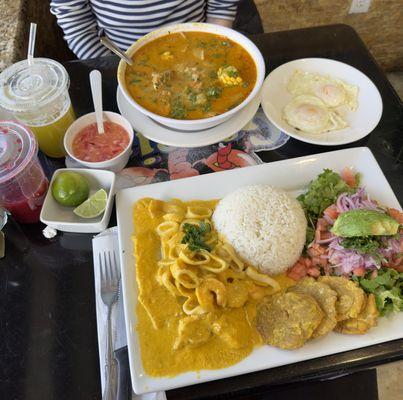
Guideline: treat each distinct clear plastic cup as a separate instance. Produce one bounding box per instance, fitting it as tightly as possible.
[0,58,76,158]
[0,121,49,223]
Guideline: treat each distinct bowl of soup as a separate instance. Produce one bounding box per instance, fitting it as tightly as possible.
[117,23,265,131]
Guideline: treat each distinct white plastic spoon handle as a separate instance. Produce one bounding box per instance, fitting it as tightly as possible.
[90,70,104,134]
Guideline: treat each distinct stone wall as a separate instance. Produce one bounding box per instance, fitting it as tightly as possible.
[0,0,73,72]
[255,0,403,71]
[0,0,24,71]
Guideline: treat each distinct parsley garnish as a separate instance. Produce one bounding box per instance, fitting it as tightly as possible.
[226,68,239,78]
[306,226,315,245]
[298,169,356,219]
[340,236,384,254]
[170,99,187,119]
[297,169,357,247]
[203,101,212,113]
[206,86,222,99]
[188,91,197,104]
[181,222,212,252]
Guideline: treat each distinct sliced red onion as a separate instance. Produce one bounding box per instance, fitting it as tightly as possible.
[335,188,380,214]
[316,236,336,244]
[336,194,348,213]
[311,185,402,275]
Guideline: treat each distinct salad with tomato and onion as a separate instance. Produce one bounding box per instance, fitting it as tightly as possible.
[287,168,403,316]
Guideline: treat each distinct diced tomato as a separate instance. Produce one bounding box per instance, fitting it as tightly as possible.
[370,270,378,279]
[387,263,403,273]
[287,261,307,281]
[352,266,366,276]
[307,267,320,278]
[304,257,312,268]
[387,208,403,224]
[287,256,321,280]
[320,231,333,241]
[317,218,329,231]
[395,265,403,272]
[72,121,129,162]
[307,243,326,258]
[307,247,319,258]
[320,257,328,267]
[386,254,403,271]
[315,218,329,241]
[341,167,356,188]
[315,225,330,242]
[318,256,327,267]
[311,256,328,268]
[323,204,339,220]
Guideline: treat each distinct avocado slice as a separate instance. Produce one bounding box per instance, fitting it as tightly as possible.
[331,209,399,237]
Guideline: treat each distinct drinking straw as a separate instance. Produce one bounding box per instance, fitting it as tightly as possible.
[27,23,37,66]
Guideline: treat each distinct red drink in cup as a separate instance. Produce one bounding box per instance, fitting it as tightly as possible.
[0,121,48,223]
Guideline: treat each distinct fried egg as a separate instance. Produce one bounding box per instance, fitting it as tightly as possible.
[283,95,348,134]
[287,70,358,110]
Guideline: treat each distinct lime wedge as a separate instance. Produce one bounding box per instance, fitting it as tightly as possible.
[73,189,108,218]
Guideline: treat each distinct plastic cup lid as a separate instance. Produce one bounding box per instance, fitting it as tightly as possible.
[0,120,37,184]
[0,58,69,112]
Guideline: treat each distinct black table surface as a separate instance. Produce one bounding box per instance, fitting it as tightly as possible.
[1,24,402,400]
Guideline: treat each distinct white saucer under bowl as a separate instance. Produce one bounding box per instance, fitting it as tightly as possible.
[116,87,261,148]
[261,58,383,146]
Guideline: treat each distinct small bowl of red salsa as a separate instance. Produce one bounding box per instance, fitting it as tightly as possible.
[64,111,133,172]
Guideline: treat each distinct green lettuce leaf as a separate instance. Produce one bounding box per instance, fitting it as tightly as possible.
[375,288,403,316]
[353,268,403,316]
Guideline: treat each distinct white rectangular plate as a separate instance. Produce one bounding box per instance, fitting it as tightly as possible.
[116,147,403,394]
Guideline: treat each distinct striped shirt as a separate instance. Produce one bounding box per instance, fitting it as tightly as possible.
[50,1,240,59]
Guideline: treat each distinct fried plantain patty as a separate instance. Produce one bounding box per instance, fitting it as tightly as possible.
[256,291,323,350]
[288,277,337,338]
[334,294,378,335]
[318,276,365,321]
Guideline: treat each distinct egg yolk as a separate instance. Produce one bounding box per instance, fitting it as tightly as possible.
[296,104,326,123]
[316,84,345,107]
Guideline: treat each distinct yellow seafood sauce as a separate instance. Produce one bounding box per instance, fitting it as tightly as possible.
[133,198,293,377]
[29,104,76,158]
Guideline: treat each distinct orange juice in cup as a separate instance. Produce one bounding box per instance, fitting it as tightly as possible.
[0,58,76,158]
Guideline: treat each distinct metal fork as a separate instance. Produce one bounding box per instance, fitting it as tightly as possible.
[100,249,120,400]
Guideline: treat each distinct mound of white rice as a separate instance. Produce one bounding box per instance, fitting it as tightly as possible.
[212,185,307,275]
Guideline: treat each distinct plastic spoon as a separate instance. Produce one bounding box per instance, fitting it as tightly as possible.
[90,70,104,134]
[27,22,37,66]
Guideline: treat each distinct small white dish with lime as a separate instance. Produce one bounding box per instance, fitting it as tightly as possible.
[40,168,115,233]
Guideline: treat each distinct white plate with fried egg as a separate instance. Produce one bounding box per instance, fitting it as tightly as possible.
[261,58,382,145]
